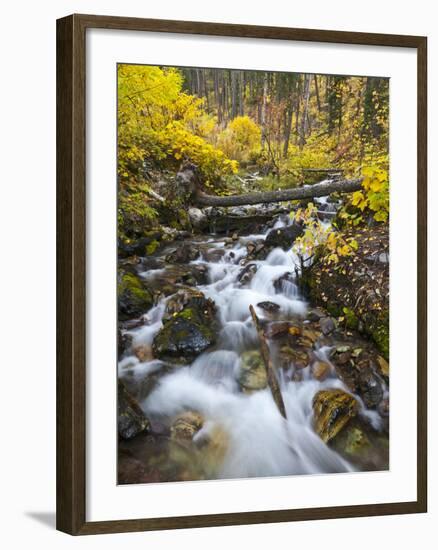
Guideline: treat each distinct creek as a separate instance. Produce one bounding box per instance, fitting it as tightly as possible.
[118,196,388,483]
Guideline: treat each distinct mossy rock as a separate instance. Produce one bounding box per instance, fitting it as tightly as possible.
[118,271,154,321]
[153,296,216,363]
[119,231,163,258]
[264,224,304,250]
[329,417,389,471]
[313,389,359,443]
[118,380,150,440]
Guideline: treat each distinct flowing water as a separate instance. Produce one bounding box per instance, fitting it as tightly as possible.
[118,200,386,481]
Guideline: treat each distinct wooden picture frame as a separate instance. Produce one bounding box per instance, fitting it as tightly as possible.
[56,13,427,535]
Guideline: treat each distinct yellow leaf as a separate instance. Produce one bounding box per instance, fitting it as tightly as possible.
[351,191,364,206]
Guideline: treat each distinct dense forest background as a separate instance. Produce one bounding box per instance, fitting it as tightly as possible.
[118,65,389,240]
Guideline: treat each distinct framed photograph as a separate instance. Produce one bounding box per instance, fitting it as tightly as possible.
[56,14,427,535]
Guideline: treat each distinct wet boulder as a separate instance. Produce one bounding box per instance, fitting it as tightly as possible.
[153,293,216,363]
[163,288,215,322]
[312,360,331,381]
[121,361,176,403]
[257,301,281,314]
[239,350,268,392]
[118,231,162,258]
[165,243,200,264]
[313,388,359,443]
[199,246,226,263]
[118,380,150,440]
[264,223,304,250]
[118,270,154,321]
[238,263,258,285]
[279,345,310,370]
[330,346,384,409]
[273,272,296,295]
[188,207,208,230]
[306,308,327,322]
[319,316,337,335]
[264,321,299,340]
[118,328,132,359]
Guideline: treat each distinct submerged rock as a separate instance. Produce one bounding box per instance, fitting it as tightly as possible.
[329,417,389,471]
[273,272,296,295]
[133,344,154,363]
[313,389,359,443]
[118,380,150,440]
[264,223,304,250]
[239,350,268,392]
[170,411,204,441]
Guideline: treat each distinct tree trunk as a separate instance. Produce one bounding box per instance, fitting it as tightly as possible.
[231,70,238,119]
[314,74,321,112]
[299,74,311,149]
[195,178,362,207]
[260,73,269,148]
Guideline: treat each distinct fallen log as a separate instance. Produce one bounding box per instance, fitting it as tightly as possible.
[195,178,362,208]
[249,305,287,419]
[300,168,344,174]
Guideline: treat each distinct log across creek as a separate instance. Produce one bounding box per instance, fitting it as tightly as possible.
[195,177,363,207]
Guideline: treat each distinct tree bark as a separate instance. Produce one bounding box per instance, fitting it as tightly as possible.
[260,73,269,148]
[195,177,362,207]
[249,305,287,419]
[314,74,321,113]
[299,74,311,149]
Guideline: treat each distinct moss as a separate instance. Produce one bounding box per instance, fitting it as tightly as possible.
[344,427,370,455]
[118,272,154,320]
[313,389,359,443]
[145,240,159,255]
[325,302,342,318]
[343,307,359,330]
[178,307,195,320]
[152,300,216,362]
[372,321,389,360]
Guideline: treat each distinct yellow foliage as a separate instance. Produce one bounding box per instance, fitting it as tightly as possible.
[292,203,356,266]
[118,64,238,185]
[217,116,261,163]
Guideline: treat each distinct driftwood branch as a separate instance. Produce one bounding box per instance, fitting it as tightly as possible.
[249,305,287,419]
[195,178,362,207]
